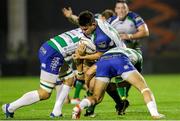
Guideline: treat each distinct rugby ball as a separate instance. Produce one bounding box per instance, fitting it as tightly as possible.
[78,38,96,54]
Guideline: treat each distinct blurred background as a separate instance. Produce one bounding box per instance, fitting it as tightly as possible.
[0,0,180,76]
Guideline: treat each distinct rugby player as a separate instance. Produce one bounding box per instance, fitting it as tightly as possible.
[2,28,85,118]
[72,47,165,120]
[70,10,127,117]
[106,0,149,114]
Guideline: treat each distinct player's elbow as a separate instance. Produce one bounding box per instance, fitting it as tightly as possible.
[138,24,149,38]
[143,24,149,37]
[143,30,149,37]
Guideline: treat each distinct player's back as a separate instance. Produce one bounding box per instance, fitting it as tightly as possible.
[47,28,83,57]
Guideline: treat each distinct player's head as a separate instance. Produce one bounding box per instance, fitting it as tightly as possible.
[101,9,115,20]
[115,0,129,20]
[78,10,96,35]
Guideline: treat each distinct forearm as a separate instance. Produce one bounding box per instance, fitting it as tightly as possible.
[67,15,79,25]
[129,30,149,40]
[80,52,103,61]
[128,24,149,40]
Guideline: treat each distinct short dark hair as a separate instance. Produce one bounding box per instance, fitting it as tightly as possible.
[101,9,115,20]
[116,0,128,4]
[78,11,95,26]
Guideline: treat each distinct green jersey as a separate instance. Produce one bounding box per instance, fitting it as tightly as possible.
[47,28,83,57]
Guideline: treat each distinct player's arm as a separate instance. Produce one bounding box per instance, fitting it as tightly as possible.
[73,51,103,61]
[120,23,149,40]
[120,12,149,40]
[78,39,111,60]
[80,52,103,60]
[62,7,79,25]
[73,43,86,72]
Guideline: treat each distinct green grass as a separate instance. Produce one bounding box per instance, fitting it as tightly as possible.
[0,74,180,120]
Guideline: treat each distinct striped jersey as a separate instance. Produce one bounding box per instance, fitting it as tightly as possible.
[104,47,142,65]
[47,28,84,57]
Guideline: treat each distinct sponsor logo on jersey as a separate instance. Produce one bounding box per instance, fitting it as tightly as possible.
[135,16,142,22]
[97,41,107,48]
[124,65,129,70]
[40,47,47,55]
[50,57,60,71]
[41,63,46,68]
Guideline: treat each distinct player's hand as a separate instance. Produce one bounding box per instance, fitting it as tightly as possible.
[77,43,86,56]
[120,34,133,40]
[72,54,81,60]
[62,7,73,18]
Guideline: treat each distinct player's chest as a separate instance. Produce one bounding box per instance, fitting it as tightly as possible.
[112,20,137,34]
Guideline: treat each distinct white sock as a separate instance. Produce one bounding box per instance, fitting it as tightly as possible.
[79,98,91,110]
[8,90,40,112]
[151,94,157,109]
[52,84,70,116]
[147,101,159,116]
[55,84,63,101]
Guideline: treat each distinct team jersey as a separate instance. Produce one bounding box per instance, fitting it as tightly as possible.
[103,47,142,65]
[85,19,126,52]
[47,28,84,58]
[107,11,145,49]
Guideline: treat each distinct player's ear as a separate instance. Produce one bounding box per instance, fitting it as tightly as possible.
[92,22,96,27]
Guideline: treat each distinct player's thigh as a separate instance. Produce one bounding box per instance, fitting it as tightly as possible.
[89,76,95,92]
[93,79,108,102]
[85,64,96,83]
[124,70,148,91]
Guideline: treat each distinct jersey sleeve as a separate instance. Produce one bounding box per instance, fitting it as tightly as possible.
[107,16,118,24]
[128,12,145,28]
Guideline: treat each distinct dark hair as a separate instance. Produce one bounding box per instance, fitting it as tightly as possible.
[78,11,95,26]
[101,9,115,20]
[116,0,128,3]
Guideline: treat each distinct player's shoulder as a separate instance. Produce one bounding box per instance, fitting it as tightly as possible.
[107,16,118,24]
[127,11,145,26]
[127,11,141,19]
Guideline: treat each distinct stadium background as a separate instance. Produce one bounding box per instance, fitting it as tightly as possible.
[0,0,180,76]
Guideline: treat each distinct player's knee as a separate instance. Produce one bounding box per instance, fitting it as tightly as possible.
[141,87,151,93]
[38,88,51,100]
[64,77,74,87]
[38,81,55,100]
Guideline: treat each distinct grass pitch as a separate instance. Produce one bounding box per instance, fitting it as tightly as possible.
[0,74,180,120]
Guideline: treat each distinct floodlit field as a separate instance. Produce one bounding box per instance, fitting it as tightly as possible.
[0,74,180,120]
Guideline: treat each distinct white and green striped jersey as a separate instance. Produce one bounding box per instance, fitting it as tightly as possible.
[104,47,142,65]
[47,28,84,57]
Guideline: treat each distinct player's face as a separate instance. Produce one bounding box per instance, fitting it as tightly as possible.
[115,3,129,20]
[80,23,96,36]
